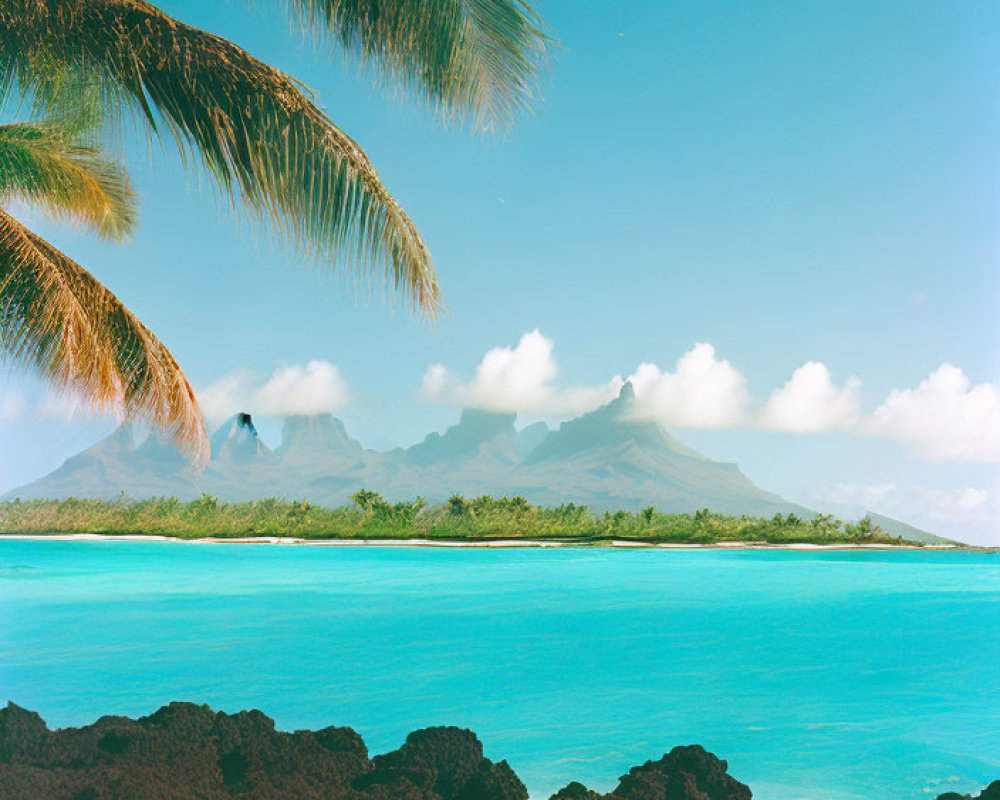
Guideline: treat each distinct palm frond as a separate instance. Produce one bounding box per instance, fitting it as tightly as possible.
[0,209,208,462]
[284,0,553,130]
[0,0,439,314]
[0,119,137,240]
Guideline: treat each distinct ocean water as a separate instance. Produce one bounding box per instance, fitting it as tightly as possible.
[1,542,998,799]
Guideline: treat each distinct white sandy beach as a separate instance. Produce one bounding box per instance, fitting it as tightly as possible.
[0,533,961,550]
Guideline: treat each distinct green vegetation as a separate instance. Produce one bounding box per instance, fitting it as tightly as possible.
[0,493,915,545]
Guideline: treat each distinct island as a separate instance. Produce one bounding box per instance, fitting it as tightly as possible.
[0,492,933,546]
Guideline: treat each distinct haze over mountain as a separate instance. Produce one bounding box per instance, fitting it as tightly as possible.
[4,384,944,535]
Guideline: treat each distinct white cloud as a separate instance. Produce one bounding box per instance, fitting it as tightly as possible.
[0,379,115,426]
[760,361,861,433]
[864,364,1000,462]
[198,361,351,425]
[424,333,1000,464]
[254,362,350,416]
[0,391,27,422]
[36,391,90,422]
[419,330,623,417]
[626,343,751,428]
[419,364,451,402]
[198,370,255,425]
[454,328,558,411]
[421,336,751,428]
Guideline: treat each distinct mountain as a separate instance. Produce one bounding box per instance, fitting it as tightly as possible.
[6,424,200,501]
[524,383,702,464]
[2,384,845,520]
[865,512,955,545]
[512,384,795,515]
[210,413,272,464]
[277,415,366,472]
[406,409,518,467]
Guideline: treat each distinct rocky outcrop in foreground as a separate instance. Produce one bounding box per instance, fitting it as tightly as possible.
[549,745,750,800]
[0,702,748,800]
[936,783,1000,800]
[0,702,991,800]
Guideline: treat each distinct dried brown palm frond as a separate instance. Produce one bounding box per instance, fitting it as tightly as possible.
[0,0,439,315]
[283,0,553,131]
[0,119,137,240]
[0,209,208,462]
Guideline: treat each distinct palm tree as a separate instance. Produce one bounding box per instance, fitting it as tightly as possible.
[0,113,207,458]
[0,0,550,460]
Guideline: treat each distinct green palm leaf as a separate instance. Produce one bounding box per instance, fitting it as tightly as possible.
[0,209,208,461]
[0,0,439,314]
[283,0,552,130]
[0,119,137,241]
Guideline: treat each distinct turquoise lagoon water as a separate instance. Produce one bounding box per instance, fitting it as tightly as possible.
[1,541,998,799]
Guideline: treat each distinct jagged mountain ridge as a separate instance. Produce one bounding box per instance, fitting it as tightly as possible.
[6,384,805,516]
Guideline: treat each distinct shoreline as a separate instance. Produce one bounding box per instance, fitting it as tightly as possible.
[0,533,968,550]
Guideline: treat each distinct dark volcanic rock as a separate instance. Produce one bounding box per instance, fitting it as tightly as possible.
[2,701,989,800]
[550,781,605,800]
[936,782,1000,800]
[0,701,368,800]
[547,745,751,800]
[0,703,47,764]
[0,703,526,800]
[0,704,749,800]
[612,745,751,800]
[354,726,527,800]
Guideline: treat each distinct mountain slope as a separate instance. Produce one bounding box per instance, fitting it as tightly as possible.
[5,390,830,520]
[866,512,956,545]
[211,413,273,464]
[509,384,798,515]
[10,424,203,501]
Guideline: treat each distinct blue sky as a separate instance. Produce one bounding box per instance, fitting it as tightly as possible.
[1,0,998,542]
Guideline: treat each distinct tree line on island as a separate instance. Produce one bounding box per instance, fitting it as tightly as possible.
[0,492,907,545]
